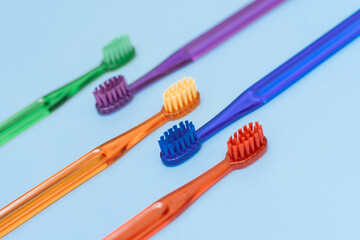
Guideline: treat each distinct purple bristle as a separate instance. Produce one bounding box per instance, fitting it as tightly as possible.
[93,75,133,114]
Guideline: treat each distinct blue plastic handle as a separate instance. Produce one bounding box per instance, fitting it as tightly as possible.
[197,9,360,142]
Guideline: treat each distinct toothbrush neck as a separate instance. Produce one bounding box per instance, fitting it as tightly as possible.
[45,64,106,111]
[103,158,233,240]
[165,158,233,203]
[197,90,263,142]
[101,111,168,165]
[129,50,193,93]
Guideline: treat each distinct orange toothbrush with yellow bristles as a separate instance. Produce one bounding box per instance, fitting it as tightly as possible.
[0,77,200,238]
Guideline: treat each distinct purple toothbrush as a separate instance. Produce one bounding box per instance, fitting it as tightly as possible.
[94,0,286,114]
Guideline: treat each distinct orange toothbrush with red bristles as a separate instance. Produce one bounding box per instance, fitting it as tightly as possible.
[0,77,200,238]
[104,122,267,240]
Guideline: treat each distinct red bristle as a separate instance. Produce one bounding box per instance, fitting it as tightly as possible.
[232,145,238,159]
[243,125,248,132]
[249,136,255,152]
[227,122,265,161]
[238,143,245,158]
[259,125,264,144]
[227,142,233,158]
[244,140,250,155]
[254,132,260,148]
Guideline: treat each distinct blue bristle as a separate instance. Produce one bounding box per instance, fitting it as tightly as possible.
[180,122,185,131]
[174,140,180,153]
[164,144,169,156]
[164,131,170,141]
[183,133,190,146]
[168,143,175,156]
[179,137,186,150]
[189,129,195,143]
[158,140,165,152]
[159,120,202,166]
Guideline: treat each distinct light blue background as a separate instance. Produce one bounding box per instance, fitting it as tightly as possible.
[1,0,360,239]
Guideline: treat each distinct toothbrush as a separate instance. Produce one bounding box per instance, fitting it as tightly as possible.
[93,0,286,114]
[0,77,200,238]
[104,122,267,240]
[159,9,360,166]
[0,35,135,146]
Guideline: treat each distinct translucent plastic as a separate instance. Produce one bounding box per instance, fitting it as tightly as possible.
[0,93,200,238]
[197,9,360,142]
[0,35,135,146]
[0,65,106,146]
[127,0,286,93]
[104,136,267,240]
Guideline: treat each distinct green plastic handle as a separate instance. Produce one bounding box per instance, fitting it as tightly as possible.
[0,64,106,146]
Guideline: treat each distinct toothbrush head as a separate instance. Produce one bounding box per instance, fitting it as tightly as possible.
[227,122,267,169]
[162,77,200,120]
[158,120,201,166]
[102,35,135,71]
[94,75,133,114]
[158,77,200,166]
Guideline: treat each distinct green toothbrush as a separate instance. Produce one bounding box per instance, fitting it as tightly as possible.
[0,35,135,146]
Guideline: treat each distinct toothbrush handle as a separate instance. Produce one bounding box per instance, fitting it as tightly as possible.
[197,9,360,142]
[0,100,51,146]
[129,0,285,93]
[0,149,109,238]
[184,0,286,60]
[0,111,168,237]
[104,159,233,240]
[250,9,360,101]
[0,64,106,146]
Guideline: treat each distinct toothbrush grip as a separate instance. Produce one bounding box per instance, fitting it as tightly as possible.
[0,110,170,237]
[129,0,285,93]
[250,9,360,101]
[0,65,106,146]
[0,150,109,238]
[184,0,286,59]
[104,159,232,240]
[197,9,360,142]
[0,99,51,146]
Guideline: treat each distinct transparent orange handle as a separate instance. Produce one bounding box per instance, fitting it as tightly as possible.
[0,111,168,238]
[104,157,233,240]
[0,149,108,236]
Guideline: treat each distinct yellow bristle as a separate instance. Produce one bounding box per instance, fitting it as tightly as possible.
[163,77,198,113]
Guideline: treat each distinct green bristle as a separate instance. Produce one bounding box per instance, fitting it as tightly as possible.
[102,35,135,70]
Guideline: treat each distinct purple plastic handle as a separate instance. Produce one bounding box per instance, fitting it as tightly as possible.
[196,9,360,141]
[129,0,286,93]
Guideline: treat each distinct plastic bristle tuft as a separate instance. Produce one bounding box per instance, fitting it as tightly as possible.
[163,77,198,113]
[93,75,133,114]
[227,122,265,161]
[102,35,135,69]
[159,120,201,166]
